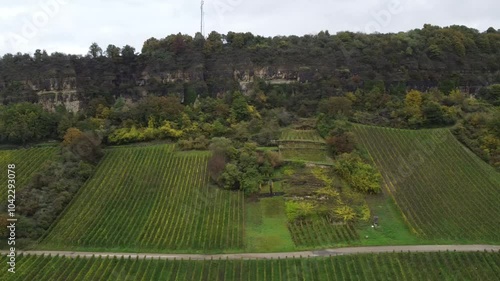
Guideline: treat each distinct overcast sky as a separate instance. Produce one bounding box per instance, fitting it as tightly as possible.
[0,0,498,56]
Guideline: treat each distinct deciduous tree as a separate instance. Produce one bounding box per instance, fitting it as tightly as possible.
[88,42,103,58]
[105,44,121,59]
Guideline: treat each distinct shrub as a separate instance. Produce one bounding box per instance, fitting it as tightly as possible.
[334,153,382,194]
[219,163,241,190]
[334,206,357,222]
[326,132,356,156]
[285,201,315,222]
[318,96,353,118]
[208,152,227,182]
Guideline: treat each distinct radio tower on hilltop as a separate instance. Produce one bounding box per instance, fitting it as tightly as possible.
[200,0,205,37]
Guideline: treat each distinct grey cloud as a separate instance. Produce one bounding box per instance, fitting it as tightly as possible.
[0,0,498,55]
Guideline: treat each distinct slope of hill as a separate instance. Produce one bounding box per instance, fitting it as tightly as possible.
[39,144,244,252]
[0,147,58,203]
[353,125,500,242]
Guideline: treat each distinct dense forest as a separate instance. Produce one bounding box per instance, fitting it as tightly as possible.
[1,24,498,168]
[1,24,500,106]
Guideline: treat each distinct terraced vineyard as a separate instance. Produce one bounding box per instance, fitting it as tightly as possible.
[280,149,330,163]
[3,251,499,280]
[0,147,58,202]
[280,130,325,142]
[354,125,500,242]
[39,145,244,252]
[279,129,331,163]
[288,218,359,247]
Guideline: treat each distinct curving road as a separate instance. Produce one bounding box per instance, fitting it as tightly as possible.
[4,245,500,260]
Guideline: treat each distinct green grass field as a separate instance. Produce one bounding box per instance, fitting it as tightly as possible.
[39,144,244,253]
[0,147,58,203]
[356,195,421,246]
[245,197,295,252]
[2,251,499,281]
[353,125,500,243]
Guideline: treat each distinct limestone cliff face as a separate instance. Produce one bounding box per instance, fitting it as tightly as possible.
[0,53,408,112]
[234,67,300,92]
[0,47,343,112]
[38,91,80,113]
[25,65,315,111]
[28,77,77,92]
[140,68,204,85]
[24,77,80,112]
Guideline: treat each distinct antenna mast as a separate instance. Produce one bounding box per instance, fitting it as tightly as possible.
[200,0,205,36]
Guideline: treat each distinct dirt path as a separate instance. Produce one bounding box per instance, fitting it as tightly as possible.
[3,245,499,260]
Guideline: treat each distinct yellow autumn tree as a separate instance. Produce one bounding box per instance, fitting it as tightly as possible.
[405,90,424,125]
[62,128,84,146]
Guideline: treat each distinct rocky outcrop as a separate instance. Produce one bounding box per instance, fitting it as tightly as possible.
[38,91,80,113]
[233,67,313,92]
[28,77,77,92]
[2,39,494,113]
